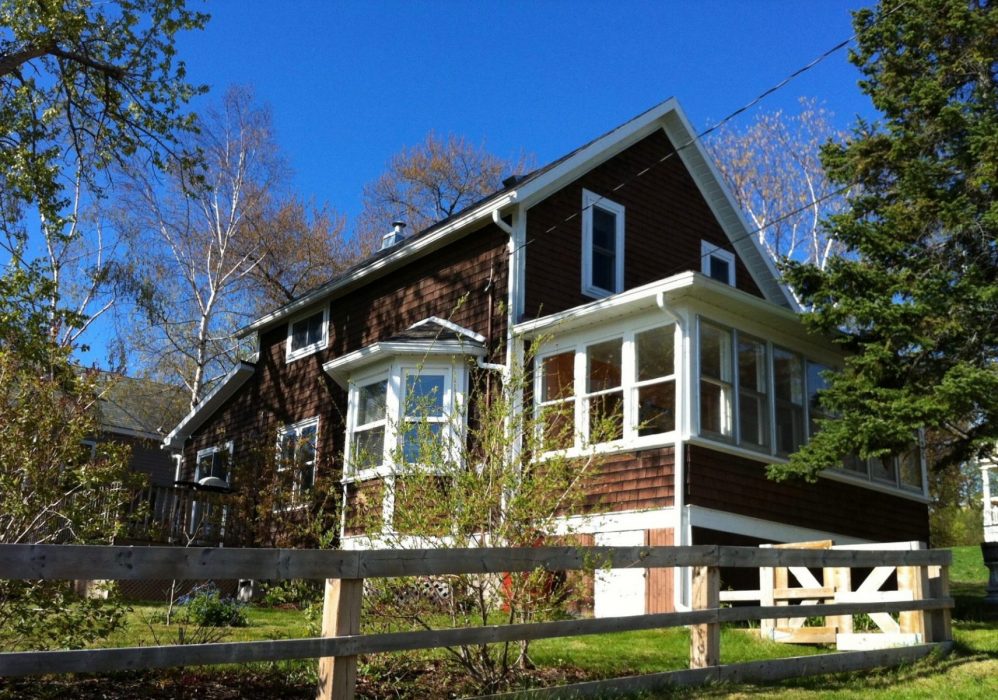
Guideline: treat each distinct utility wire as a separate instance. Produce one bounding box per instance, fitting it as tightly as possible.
[533,1,910,268]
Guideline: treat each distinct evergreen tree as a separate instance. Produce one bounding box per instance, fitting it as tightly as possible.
[773,0,998,481]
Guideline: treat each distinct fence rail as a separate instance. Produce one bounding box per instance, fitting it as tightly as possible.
[0,543,953,699]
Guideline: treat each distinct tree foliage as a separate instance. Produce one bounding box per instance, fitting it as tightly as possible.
[707,98,849,270]
[0,0,207,354]
[355,132,532,249]
[772,0,998,482]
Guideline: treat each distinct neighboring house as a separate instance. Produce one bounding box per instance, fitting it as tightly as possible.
[92,372,189,487]
[163,99,930,614]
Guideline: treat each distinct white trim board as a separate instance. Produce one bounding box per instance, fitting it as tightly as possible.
[687,505,871,546]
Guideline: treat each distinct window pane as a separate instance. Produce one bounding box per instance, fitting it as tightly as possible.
[870,455,897,483]
[541,404,575,451]
[775,405,804,454]
[592,206,616,251]
[357,380,387,425]
[843,454,868,475]
[638,381,675,436]
[541,352,574,402]
[709,255,730,283]
[592,250,615,291]
[738,337,767,392]
[636,326,674,381]
[700,381,731,436]
[403,423,443,463]
[299,425,317,464]
[210,448,229,481]
[352,427,384,469]
[773,348,804,404]
[700,323,731,381]
[291,311,324,351]
[740,393,768,448]
[405,374,445,417]
[807,361,831,435]
[899,448,922,489]
[587,339,622,392]
[588,391,624,442]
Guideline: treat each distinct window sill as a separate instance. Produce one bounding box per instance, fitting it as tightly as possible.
[536,431,678,462]
[286,341,326,364]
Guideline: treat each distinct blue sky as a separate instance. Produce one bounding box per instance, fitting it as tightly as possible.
[174,0,877,224]
[77,0,880,368]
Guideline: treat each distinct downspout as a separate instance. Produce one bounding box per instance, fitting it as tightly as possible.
[658,291,690,610]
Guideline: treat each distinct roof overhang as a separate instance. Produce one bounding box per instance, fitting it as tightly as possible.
[323,340,487,387]
[514,272,811,346]
[161,362,255,450]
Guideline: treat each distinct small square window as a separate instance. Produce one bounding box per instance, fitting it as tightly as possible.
[701,241,735,286]
[286,307,328,361]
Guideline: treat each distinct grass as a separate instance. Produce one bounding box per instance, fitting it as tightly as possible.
[7,544,993,698]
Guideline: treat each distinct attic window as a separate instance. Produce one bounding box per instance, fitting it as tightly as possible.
[286,306,328,362]
[582,189,625,298]
[701,241,735,286]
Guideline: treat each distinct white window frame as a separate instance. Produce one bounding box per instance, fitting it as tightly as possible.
[701,241,736,286]
[534,320,678,456]
[194,441,234,485]
[694,314,929,497]
[581,189,625,298]
[345,360,466,481]
[286,305,329,362]
[277,416,320,502]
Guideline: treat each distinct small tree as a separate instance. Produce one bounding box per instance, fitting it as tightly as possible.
[0,343,134,650]
[352,344,610,693]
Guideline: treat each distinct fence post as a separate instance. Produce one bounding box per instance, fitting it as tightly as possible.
[927,564,952,643]
[898,542,928,642]
[690,565,720,669]
[825,566,852,636]
[316,578,363,700]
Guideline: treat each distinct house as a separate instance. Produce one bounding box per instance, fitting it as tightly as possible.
[162,99,930,614]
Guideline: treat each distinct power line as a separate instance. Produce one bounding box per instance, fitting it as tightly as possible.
[535,0,909,260]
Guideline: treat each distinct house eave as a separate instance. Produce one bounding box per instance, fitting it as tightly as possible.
[161,362,256,450]
[322,340,487,387]
[236,193,518,339]
[514,272,806,340]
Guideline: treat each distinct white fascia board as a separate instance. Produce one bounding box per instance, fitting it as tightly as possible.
[408,317,487,344]
[514,98,680,210]
[687,505,871,545]
[237,193,518,339]
[514,271,806,342]
[102,425,168,442]
[661,108,798,310]
[323,340,487,387]
[161,362,255,450]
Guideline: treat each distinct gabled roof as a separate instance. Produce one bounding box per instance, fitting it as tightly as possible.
[323,318,487,387]
[162,362,256,449]
[94,373,188,439]
[237,99,795,339]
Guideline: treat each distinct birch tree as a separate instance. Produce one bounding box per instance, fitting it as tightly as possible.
[706,98,849,270]
[123,87,280,407]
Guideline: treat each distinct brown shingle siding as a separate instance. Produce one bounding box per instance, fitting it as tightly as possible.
[524,129,763,320]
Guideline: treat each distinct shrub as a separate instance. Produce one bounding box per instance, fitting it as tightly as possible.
[182,586,247,628]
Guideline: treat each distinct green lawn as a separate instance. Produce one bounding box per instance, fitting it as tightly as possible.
[28,544,994,698]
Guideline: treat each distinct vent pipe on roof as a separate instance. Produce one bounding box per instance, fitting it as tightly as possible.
[381,220,407,250]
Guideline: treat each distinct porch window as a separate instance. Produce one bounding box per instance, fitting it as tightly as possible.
[773,347,805,455]
[581,189,625,298]
[699,322,734,439]
[535,322,676,452]
[738,335,769,450]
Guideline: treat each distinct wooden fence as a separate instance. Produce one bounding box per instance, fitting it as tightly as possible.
[0,543,952,699]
